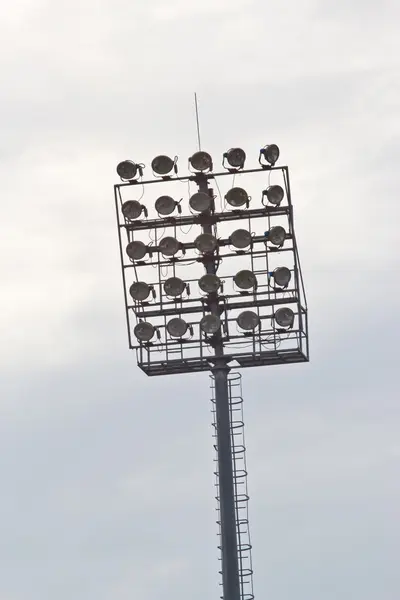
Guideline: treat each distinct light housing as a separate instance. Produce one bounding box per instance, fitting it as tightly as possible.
[195,233,218,254]
[234,270,257,290]
[259,144,280,166]
[224,147,246,170]
[134,321,155,341]
[230,229,252,249]
[275,307,294,328]
[237,310,260,331]
[159,236,180,256]
[117,160,141,180]
[272,267,291,288]
[129,282,151,301]
[199,274,221,294]
[167,317,188,338]
[122,200,143,220]
[151,155,175,176]
[126,240,147,261]
[189,151,213,172]
[155,195,177,216]
[200,314,221,334]
[225,187,249,208]
[266,226,286,246]
[164,277,185,297]
[263,185,285,206]
[189,192,212,213]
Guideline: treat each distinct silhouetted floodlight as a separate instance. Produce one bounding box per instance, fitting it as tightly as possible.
[275,307,294,328]
[265,226,286,246]
[259,144,280,166]
[234,270,257,290]
[134,321,155,341]
[129,282,151,301]
[164,277,185,297]
[199,274,221,294]
[151,155,175,176]
[195,233,218,254]
[200,314,221,334]
[167,318,188,338]
[189,151,213,172]
[155,195,177,216]
[126,240,147,260]
[237,311,260,331]
[117,160,141,180]
[263,185,284,206]
[159,236,180,256]
[230,229,252,249]
[122,200,144,220]
[272,267,291,287]
[189,192,212,213]
[225,187,249,208]
[224,147,246,170]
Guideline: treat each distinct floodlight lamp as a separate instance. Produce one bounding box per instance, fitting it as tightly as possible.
[129,281,151,301]
[199,274,221,294]
[272,267,291,288]
[230,229,252,249]
[234,270,257,290]
[151,155,175,176]
[264,185,284,206]
[126,240,147,261]
[200,314,221,335]
[164,277,185,297]
[189,151,213,172]
[224,147,246,170]
[195,233,218,254]
[167,317,188,338]
[122,200,143,220]
[237,310,260,331]
[189,192,212,213]
[159,236,180,256]
[155,195,177,216]
[134,321,155,342]
[266,226,286,246]
[259,144,280,166]
[225,187,249,208]
[117,160,141,180]
[275,307,294,328]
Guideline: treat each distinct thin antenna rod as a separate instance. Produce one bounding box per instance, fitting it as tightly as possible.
[194,92,202,151]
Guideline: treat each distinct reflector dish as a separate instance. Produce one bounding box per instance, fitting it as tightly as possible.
[164,277,185,297]
[237,311,260,331]
[225,187,249,207]
[134,321,155,341]
[199,274,221,294]
[195,233,218,254]
[267,226,286,246]
[159,236,180,256]
[273,267,291,287]
[189,192,212,213]
[234,270,257,290]
[155,195,176,215]
[167,318,188,338]
[189,151,212,172]
[129,282,151,301]
[230,229,251,249]
[126,241,147,261]
[117,160,138,180]
[266,185,284,205]
[275,307,294,328]
[200,314,221,334]
[151,155,174,175]
[225,147,246,169]
[122,200,142,220]
[262,144,280,165]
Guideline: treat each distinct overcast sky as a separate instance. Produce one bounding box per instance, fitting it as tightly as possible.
[1,0,399,598]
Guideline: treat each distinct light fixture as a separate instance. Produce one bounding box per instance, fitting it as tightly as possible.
[189,192,212,213]
[129,282,151,301]
[224,147,246,170]
[116,160,142,180]
[275,307,294,328]
[151,155,175,176]
[234,270,257,290]
[159,236,180,256]
[272,267,291,288]
[189,151,213,172]
[259,144,280,166]
[126,240,147,261]
[264,185,285,206]
[155,195,177,216]
[237,310,260,331]
[200,314,221,334]
[225,187,249,208]
[164,277,185,297]
[167,318,188,338]
[230,229,252,249]
[134,321,155,341]
[199,274,221,294]
[265,226,286,246]
[195,233,218,254]
[122,200,143,220]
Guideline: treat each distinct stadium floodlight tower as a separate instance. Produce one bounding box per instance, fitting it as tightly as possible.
[114,145,308,600]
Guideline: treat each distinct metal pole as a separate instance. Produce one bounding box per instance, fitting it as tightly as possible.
[197,174,241,600]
